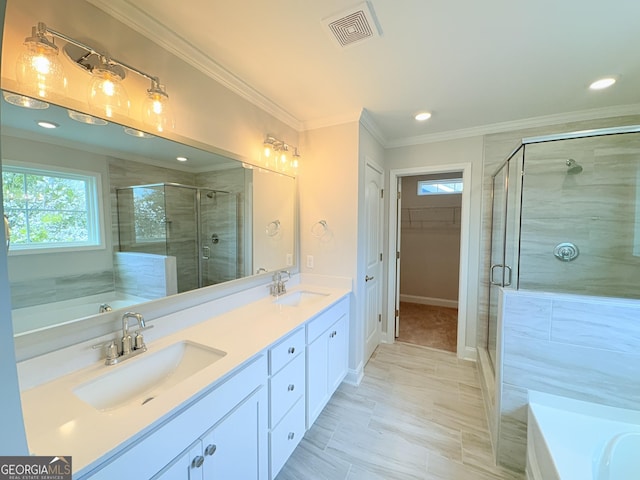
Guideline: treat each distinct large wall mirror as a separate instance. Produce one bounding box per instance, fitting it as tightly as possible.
[1,90,296,355]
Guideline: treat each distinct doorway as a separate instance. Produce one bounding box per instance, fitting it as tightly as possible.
[396,173,462,352]
[386,163,472,359]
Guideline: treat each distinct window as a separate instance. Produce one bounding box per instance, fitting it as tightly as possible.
[2,164,102,252]
[417,178,463,195]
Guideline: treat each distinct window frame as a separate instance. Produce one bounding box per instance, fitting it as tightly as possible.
[2,160,105,255]
[417,178,464,196]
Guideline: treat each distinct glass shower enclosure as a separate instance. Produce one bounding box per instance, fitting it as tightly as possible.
[116,183,239,294]
[486,125,640,370]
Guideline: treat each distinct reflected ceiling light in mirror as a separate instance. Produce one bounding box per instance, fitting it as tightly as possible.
[415,111,432,121]
[261,134,300,175]
[15,23,66,100]
[17,22,174,131]
[123,127,154,139]
[589,77,616,90]
[36,120,59,129]
[2,91,49,110]
[176,156,188,162]
[67,109,108,126]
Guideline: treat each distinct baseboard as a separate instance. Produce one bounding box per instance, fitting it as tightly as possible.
[399,294,458,309]
[462,346,477,361]
[343,365,364,386]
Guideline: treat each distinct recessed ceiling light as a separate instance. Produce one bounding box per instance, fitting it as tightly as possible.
[176,156,188,162]
[589,77,616,90]
[36,121,59,129]
[415,112,432,121]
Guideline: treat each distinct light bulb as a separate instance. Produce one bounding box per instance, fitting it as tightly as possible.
[16,25,65,99]
[88,65,129,119]
[142,83,174,133]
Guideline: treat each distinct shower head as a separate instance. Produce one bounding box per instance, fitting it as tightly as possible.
[565,159,583,174]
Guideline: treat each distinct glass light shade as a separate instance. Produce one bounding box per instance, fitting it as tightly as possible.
[2,91,49,109]
[88,69,129,119]
[16,42,65,100]
[142,88,175,133]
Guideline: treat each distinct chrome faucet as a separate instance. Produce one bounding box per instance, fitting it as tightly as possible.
[269,270,290,296]
[93,312,152,365]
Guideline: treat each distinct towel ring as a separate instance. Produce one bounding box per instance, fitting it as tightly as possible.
[311,220,328,238]
[266,220,281,237]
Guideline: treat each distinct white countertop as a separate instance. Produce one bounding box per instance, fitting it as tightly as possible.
[18,282,350,476]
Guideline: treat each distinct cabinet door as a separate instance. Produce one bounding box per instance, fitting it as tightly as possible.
[152,442,202,480]
[306,332,329,427]
[201,387,267,480]
[327,314,348,394]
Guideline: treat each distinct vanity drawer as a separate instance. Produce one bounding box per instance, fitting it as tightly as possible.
[270,396,305,478]
[269,326,304,375]
[306,297,348,344]
[269,352,305,427]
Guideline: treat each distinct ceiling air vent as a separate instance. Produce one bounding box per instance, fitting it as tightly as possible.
[323,2,381,48]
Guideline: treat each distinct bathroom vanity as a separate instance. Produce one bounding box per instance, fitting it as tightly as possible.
[17,280,351,480]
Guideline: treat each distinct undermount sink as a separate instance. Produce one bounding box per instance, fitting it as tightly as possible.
[74,341,226,411]
[274,290,330,307]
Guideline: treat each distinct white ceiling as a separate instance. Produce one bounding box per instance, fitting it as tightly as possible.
[91,0,640,145]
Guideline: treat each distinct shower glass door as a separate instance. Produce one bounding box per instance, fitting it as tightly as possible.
[199,190,239,287]
[487,147,523,370]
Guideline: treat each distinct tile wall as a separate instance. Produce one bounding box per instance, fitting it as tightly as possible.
[114,252,177,299]
[496,289,640,471]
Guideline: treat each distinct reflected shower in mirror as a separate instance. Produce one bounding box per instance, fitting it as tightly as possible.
[1,91,296,336]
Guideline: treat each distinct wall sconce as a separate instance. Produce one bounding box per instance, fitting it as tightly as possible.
[262,134,300,174]
[15,22,175,132]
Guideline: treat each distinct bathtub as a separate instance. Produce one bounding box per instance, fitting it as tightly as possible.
[12,292,150,334]
[526,391,640,480]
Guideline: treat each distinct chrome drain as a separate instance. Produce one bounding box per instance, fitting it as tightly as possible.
[141,396,155,406]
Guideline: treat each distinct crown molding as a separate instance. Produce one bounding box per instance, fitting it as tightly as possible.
[86,0,303,131]
[358,109,387,146]
[386,103,640,148]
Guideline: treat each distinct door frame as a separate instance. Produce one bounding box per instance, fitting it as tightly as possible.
[386,162,472,359]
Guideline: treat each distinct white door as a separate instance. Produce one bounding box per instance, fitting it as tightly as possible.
[364,162,383,362]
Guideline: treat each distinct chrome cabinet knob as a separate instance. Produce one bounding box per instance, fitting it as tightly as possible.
[191,455,204,468]
[288,346,295,354]
[287,432,295,440]
[204,444,217,456]
[287,384,295,391]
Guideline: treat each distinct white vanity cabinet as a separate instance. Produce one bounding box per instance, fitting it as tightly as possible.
[268,327,306,479]
[83,355,268,480]
[154,386,266,480]
[306,297,349,427]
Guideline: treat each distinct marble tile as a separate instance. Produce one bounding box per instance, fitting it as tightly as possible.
[502,294,551,341]
[551,299,640,353]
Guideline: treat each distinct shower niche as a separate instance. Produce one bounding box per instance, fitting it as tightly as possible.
[116,183,240,294]
[486,126,640,369]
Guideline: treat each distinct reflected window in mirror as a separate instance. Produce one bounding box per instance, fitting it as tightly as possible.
[2,162,102,253]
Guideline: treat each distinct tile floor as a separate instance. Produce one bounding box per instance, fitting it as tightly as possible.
[276,342,524,480]
[396,303,458,352]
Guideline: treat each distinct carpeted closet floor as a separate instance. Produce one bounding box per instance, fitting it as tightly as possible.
[396,302,458,352]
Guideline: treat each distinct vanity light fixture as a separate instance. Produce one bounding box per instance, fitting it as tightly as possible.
[123,127,154,139]
[415,111,432,121]
[589,77,616,90]
[67,109,108,125]
[261,134,300,175]
[16,22,174,132]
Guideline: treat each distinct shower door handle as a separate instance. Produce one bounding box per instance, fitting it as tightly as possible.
[490,264,502,286]
[202,246,210,260]
[504,265,512,287]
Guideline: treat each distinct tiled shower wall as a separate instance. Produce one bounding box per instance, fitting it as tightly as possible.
[476,114,640,453]
[496,289,640,472]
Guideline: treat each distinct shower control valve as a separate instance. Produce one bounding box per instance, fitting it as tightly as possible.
[554,242,579,262]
